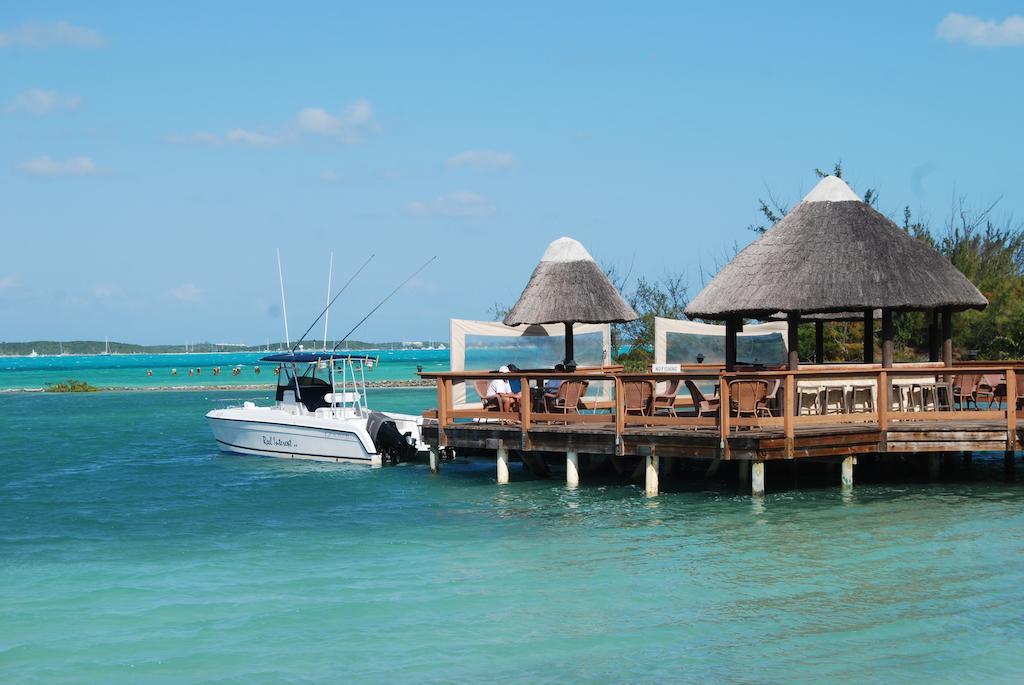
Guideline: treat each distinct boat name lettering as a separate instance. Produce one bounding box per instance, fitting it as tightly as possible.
[262,435,295,447]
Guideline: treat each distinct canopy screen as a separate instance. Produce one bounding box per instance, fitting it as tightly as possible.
[450,319,611,407]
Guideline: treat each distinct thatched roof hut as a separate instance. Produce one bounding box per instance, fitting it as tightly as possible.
[687,176,987,370]
[686,176,987,320]
[504,237,637,369]
[505,237,638,326]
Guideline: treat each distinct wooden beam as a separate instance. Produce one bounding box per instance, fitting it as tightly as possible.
[863,309,874,364]
[787,313,800,371]
[881,308,894,369]
[815,321,824,364]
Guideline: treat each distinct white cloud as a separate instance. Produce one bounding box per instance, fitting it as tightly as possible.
[937,13,1024,47]
[21,155,99,176]
[0,22,106,49]
[167,128,285,148]
[319,170,342,182]
[169,100,375,149]
[405,191,495,218]
[92,283,119,298]
[446,149,518,170]
[297,99,377,143]
[171,283,202,302]
[6,88,81,114]
[0,275,18,290]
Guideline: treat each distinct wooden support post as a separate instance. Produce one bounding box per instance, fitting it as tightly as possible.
[1005,451,1016,483]
[841,456,856,490]
[566,451,580,488]
[738,459,749,485]
[429,446,440,474]
[787,313,800,371]
[928,453,941,482]
[863,309,874,364]
[928,309,940,362]
[815,321,824,364]
[613,376,625,456]
[1007,368,1017,452]
[881,309,894,369]
[751,461,765,496]
[941,307,953,369]
[719,370,731,455]
[725,317,739,372]
[437,378,449,447]
[519,375,532,450]
[878,370,889,432]
[645,455,659,496]
[783,373,795,458]
[496,446,510,484]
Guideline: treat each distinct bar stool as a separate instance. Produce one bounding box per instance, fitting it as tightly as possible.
[850,384,874,413]
[798,385,823,415]
[822,386,847,414]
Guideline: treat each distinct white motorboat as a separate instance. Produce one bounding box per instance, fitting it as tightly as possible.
[207,352,424,466]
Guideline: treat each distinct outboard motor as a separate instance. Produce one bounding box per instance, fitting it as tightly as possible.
[367,411,417,464]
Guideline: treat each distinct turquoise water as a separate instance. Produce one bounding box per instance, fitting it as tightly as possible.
[0,350,450,391]
[3,389,1024,682]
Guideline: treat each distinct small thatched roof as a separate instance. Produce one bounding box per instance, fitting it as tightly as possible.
[686,176,988,320]
[504,237,638,325]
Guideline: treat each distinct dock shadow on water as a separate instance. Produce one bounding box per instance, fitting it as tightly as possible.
[1,390,1023,683]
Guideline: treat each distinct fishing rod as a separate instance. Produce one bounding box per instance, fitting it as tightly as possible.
[332,256,437,352]
[289,253,376,353]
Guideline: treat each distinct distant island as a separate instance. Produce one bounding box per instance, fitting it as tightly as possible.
[0,340,448,356]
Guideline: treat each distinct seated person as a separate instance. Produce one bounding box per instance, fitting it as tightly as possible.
[486,365,520,412]
[543,364,566,399]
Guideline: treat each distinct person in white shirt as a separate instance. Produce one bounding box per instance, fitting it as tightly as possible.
[486,365,518,411]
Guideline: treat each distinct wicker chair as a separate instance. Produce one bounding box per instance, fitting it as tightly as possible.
[652,379,682,416]
[728,380,772,427]
[684,380,720,418]
[953,374,979,410]
[622,380,655,416]
[544,380,588,416]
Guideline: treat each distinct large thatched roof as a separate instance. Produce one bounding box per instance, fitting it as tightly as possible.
[686,176,988,320]
[768,309,880,322]
[504,237,638,325]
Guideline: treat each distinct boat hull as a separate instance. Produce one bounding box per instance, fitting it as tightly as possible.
[207,409,381,466]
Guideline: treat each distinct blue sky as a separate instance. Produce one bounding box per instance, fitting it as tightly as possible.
[1,2,1022,344]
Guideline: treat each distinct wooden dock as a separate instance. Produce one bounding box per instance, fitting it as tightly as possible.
[420,363,1023,495]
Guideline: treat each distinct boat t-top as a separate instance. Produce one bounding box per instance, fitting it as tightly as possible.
[207,351,424,466]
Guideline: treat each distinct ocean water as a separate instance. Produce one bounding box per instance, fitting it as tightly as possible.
[0,350,450,391]
[2,389,1024,683]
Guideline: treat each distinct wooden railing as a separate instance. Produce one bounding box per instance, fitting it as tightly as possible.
[420,364,1024,454]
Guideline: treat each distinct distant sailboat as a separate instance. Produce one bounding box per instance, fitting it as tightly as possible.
[99,337,110,355]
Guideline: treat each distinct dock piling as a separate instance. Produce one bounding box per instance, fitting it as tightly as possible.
[751,461,765,496]
[429,446,440,474]
[841,456,856,491]
[566,451,580,488]
[496,446,510,484]
[928,454,942,481]
[645,455,659,496]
